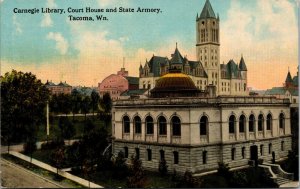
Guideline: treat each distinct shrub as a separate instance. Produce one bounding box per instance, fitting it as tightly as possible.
[23,140,37,155]
[159,158,168,176]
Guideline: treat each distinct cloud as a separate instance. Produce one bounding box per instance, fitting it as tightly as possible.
[0,0,4,3]
[46,32,68,55]
[119,36,129,42]
[41,14,53,27]
[12,15,22,34]
[220,0,298,89]
[40,0,56,27]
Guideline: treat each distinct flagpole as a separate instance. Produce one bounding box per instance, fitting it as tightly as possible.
[47,101,49,143]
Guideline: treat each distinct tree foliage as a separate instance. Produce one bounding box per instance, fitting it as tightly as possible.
[127,155,147,188]
[71,89,82,120]
[90,90,100,116]
[1,70,50,144]
[101,93,112,113]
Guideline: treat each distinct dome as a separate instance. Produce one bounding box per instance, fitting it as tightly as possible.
[150,71,201,98]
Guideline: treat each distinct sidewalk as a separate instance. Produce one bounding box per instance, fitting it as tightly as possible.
[280,181,299,188]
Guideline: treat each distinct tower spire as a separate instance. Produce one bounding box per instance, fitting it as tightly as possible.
[200,0,216,19]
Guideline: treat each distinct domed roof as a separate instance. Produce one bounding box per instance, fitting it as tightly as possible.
[151,71,201,98]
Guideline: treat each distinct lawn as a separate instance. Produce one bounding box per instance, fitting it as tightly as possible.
[37,115,111,141]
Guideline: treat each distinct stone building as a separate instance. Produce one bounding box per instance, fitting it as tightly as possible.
[139,0,248,96]
[111,0,293,174]
[98,67,139,101]
[112,71,291,173]
[45,80,72,95]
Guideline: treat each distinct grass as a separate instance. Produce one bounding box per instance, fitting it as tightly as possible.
[2,153,83,188]
[71,169,173,188]
[37,115,111,141]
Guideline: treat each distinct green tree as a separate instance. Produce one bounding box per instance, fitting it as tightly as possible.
[57,93,71,116]
[90,90,100,117]
[127,155,147,188]
[1,70,50,147]
[71,89,82,121]
[101,93,112,113]
[81,96,91,120]
[58,117,75,144]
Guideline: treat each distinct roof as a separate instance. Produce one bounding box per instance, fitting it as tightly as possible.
[226,60,239,78]
[58,81,71,87]
[290,89,298,96]
[148,56,169,77]
[200,0,216,19]
[239,56,247,71]
[120,89,148,96]
[45,81,56,86]
[292,75,298,86]
[265,87,288,95]
[170,47,184,65]
[125,76,139,85]
[285,71,293,83]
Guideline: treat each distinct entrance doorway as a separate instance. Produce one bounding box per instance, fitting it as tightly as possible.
[250,145,258,166]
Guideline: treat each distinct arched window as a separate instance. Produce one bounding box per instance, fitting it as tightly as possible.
[173,151,179,164]
[172,116,181,136]
[134,116,141,134]
[158,116,167,135]
[202,151,207,164]
[279,113,285,129]
[239,115,246,133]
[249,115,255,132]
[258,114,264,131]
[267,114,272,130]
[146,116,154,135]
[200,116,208,135]
[229,115,236,134]
[123,116,130,133]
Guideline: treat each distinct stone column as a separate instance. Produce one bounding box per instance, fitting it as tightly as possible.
[235,120,239,141]
[141,122,145,141]
[167,122,171,143]
[153,122,158,142]
[245,119,249,140]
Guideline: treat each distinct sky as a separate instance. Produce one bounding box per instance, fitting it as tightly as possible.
[0,0,299,90]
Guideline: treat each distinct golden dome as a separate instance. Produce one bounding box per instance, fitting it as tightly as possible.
[151,72,200,98]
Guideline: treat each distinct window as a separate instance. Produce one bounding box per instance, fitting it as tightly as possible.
[123,116,130,133]
[200,116,208,135]
[172,116,181,136]
[231,148,236,160]
[146,116,154,134]
[135,148,140,159]
[269,143,272,154]
[258,114,264,131]
[134,116,141,134]
[124,147,128,158]
[160,150,165,160]
[239,115,246,133]
[203,151,207,164]
[267,114,272,130]
[281,141,285,151]
[229,115,236,134]
[147,149,152,161]
[242,147,245,159]
[249,115,255,132]
[260,145,264,156]
[279,113,285,129]
[173,151,179,164]
[158,116,167,135]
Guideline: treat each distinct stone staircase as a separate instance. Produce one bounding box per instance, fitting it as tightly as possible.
[259,163,294,186]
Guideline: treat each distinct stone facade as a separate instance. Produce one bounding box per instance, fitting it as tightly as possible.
[112,97,292,173]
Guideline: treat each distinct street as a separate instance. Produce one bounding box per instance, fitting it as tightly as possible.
[1,158,63,188]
